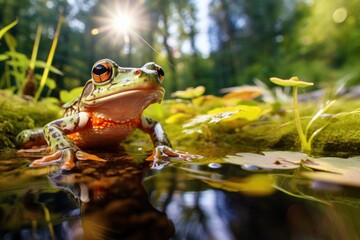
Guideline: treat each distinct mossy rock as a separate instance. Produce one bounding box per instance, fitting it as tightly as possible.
[0,91,62,149]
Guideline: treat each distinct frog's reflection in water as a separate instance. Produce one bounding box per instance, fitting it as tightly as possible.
[49,154,174,240]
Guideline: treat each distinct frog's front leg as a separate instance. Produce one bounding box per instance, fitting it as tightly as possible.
[16,128,48,151]
[140,116,201,168]
[31,112,105,170]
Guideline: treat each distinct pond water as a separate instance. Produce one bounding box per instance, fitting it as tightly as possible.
[1,147,360,240]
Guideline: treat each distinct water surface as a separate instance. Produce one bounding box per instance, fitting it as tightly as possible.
[1,147,360,239]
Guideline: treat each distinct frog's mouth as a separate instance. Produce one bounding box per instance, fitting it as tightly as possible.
[82,86,165,108]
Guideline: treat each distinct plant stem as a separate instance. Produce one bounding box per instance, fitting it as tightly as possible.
[292,86,310,152]
[34,16,62,101]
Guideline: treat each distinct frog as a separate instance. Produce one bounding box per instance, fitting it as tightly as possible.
[16,59,199,170]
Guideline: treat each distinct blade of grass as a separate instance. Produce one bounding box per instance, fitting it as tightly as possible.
[21,25,42,96]
[304,100,335,139]
[29,25,42,70]
[0,18,18,40]
[34,16,62,101]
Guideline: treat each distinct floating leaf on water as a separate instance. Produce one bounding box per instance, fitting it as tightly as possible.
[302,156,360,174]
[300,156,360,187]
[225,151,306,170]
[226,151,360,187]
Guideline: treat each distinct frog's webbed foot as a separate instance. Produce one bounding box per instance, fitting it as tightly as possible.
[30,149,106,170]
[17,146,51,154]
[146,145,202,169]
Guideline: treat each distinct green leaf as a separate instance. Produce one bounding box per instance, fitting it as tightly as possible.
[5,51,28,61]
[171,86,205,99]
[35,60,63,75]
[165,112,193,124]
[0,19,18,40]
[0,54,9,61]
[143,103,164,120]
[183,105,270,129]
[45,78,56,90]
[270,77,314,88]
[60,87,83,103]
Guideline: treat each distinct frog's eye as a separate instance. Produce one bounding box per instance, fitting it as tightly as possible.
[156,65,164,81]
[92,61,112,83]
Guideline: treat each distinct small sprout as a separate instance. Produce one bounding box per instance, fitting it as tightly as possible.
[269,76,327,153]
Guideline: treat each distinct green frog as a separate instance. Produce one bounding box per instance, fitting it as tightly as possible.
[16,59,199,170]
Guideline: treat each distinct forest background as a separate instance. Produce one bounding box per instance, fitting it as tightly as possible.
[1,0,360,97]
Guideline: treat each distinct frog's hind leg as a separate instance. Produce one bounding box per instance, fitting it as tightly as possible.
[16,128,48,151]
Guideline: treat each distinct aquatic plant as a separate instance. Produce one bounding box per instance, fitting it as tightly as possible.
[270,76,322,153]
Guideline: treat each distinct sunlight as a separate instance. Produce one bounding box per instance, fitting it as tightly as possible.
[111,12,134,34]
[92,0,147,46]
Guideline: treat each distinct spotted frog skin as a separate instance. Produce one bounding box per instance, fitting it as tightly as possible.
[17,59,199,170]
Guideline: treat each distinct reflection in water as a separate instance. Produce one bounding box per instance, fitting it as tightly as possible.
[144,163,360,239]
[0,151,174,239]
[48,156,174,240]
[2,152,360,239]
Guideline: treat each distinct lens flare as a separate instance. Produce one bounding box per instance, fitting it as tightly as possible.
[93,0,148,46]
[111,12,134,34]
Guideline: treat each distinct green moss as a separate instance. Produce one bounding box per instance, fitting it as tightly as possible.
[0,91,62,149]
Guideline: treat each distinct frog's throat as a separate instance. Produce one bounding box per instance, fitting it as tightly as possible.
[82,87,165,107]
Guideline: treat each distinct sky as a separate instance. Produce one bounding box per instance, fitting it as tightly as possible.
[195,0,211,57]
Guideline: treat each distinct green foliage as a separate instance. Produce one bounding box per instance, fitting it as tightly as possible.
[0,19,63,99]
[0,51,63,92]
[59,86,83,103]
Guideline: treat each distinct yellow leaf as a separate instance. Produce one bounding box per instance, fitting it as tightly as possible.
[270,77,313,88]
[207,105,269,123]
[165,113,193,124]
[171,86,205,99]
[223,86,263,100]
